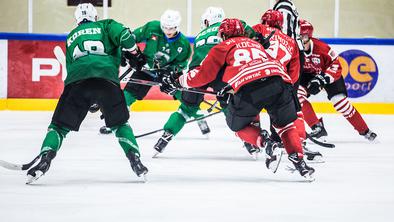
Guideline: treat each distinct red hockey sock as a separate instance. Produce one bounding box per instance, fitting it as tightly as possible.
[274,123,303,157]
[294,111,306,142]
[235,125,262,147]
[333,97,369,134]
[302,100,320,127]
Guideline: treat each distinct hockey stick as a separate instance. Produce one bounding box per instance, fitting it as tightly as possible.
[0,154,40,171]
[127,77,220,96]
[306,133,335,148]
[135,110,222,138]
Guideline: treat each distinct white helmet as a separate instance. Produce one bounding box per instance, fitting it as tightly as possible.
[200,7,225,29]
[160,9,181,36]
[74,3,98,25]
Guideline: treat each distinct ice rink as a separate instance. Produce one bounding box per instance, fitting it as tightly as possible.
[0,111,393,222]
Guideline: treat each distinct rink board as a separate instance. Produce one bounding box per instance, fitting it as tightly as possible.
[0,33,394,113]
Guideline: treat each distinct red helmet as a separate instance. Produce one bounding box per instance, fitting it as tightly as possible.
[300,19,314,38]
[218,18,245,39]
[261,9,283,28]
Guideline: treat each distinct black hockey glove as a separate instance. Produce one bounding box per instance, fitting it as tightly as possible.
[160,70,182,95]
[122,49,147,71]
[255,30,275,49]
[307,74,331,95]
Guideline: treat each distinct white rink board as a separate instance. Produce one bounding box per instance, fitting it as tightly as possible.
[309,44,394,103]
[0,111,393,222]
[0,40,7,98]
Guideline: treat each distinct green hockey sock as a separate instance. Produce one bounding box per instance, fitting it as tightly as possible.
[112,123,140,156]
[40,123,70,155]
[163,102,201,136]
[124,90,137,107]
[163,112,187,136]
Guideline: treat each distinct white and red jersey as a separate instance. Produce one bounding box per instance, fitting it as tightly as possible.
[252,24,300,84]
[178,37,290,93]
[303,38,342,83]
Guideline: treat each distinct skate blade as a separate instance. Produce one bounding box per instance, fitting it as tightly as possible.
[152,151,161,158]
[268,150,283,173]
[285,166,315,182]
[250,152,259,160]
[306,156,325,164]
[26,171,44,185]
[303,174,315,182]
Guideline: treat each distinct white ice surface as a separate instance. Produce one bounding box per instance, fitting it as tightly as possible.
[0,111,393,222]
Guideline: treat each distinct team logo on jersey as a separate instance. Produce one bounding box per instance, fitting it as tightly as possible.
[338,50,378,98]
[312,57,320,64]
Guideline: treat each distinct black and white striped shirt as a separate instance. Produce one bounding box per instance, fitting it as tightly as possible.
[273,0,303,50]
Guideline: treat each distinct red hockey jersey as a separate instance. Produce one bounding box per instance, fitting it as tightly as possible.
[303,38,342,83]
[178,37,290,93]
[252,24,300,84]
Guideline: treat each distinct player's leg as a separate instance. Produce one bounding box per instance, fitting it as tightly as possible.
[27,81,91,183]
[266,79,314,177]
[123,70,155,107]
[100,70,154,134]
[226,78,282,167]
[298,85,328,139]
[326,77,377,141]
[97,79,148,177]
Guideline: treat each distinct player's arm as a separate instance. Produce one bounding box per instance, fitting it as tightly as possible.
[179,44,227,88]
[322,48,342,83]
[107,20,146,69]
[106,19,137,51]
[287,44,300,84]
[132,21,155,43]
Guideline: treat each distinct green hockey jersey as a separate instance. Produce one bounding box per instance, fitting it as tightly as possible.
[189,21,255,69]
[65,19,136,85]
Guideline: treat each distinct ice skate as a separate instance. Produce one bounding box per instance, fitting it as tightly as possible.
[153,131,174,158]
[126,151,148,181]
[99,126,112,134]
[26,150,57,184]
[243,142,260,160]
[261,130,282,173]
[287,153,315,181]
[360,129,377,142]
[310,118,328,141]
[197,119,210,137]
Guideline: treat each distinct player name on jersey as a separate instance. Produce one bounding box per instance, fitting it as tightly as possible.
[67,28,102,46]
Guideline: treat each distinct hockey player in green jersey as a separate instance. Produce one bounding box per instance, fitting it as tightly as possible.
[152,7,225,157]
[24,3,148,184]
[122,9,191,105]
[153,7,262,158]
[99,9,202,135]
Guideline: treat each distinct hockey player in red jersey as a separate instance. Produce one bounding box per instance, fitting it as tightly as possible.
[298,19,377,141]
[254,10,323,161]
[161,18,315,178]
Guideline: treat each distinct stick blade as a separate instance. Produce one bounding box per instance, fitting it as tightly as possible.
[0,160,23,170]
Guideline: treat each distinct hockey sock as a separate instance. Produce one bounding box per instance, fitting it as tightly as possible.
[123,90,137,107]
[301,100,320,127]
[40,123,70,155]
[294,111,306,142]
[163,102,201,136]
[112,123,140,156]
[164,112,186,136]
[274,122,303,157]
[235,125,262,147]
[331,94,369,134]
